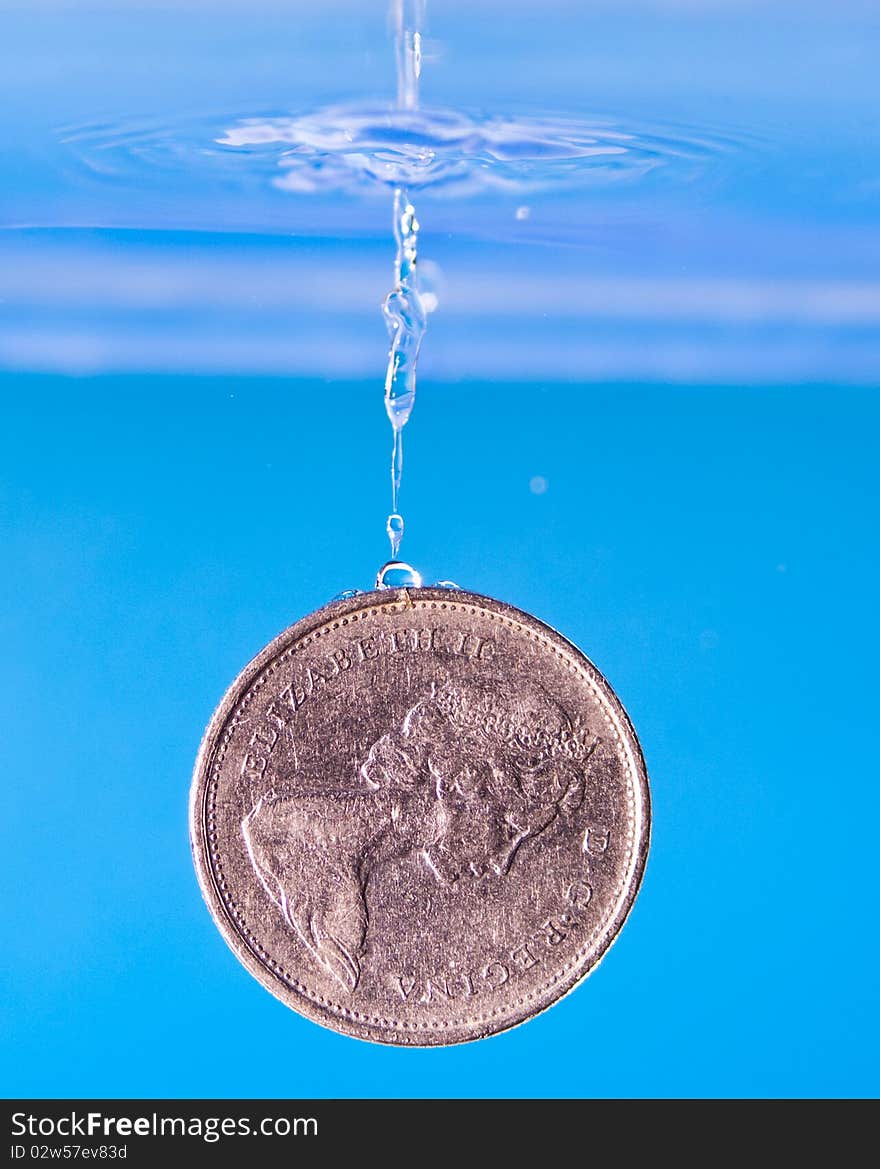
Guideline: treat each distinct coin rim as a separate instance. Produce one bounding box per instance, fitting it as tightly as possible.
[190,586,651,1045]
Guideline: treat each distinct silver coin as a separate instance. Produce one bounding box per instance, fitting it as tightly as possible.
[190,587,650,1045]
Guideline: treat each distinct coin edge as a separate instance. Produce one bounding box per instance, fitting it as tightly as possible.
[189,587,651,1046]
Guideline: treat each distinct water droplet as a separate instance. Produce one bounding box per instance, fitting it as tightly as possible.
[332,588,365,601]
[529,474,549,495]
[376,560,423,589]
[435,580,461,590]
[386,512,405,557]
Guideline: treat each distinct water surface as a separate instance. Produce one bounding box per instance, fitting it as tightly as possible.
[1,0,878,382]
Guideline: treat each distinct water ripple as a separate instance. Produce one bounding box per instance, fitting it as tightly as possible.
[62,103,743,199]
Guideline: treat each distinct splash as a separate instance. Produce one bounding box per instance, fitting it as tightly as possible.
[66,108,743,204]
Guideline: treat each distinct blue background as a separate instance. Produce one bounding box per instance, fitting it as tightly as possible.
[2,378,877,1097]
[1,1,879,1098]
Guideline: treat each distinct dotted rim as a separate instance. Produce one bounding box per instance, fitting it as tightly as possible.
[191,588,650,1044]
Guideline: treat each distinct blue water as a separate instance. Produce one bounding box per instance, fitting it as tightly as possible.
[1,1,878,1099]
[2,1,879,382]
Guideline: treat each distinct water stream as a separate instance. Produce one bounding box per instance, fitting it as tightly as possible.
[381,0,428,566]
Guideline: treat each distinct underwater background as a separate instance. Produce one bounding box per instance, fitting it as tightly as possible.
[1,0,878,1097]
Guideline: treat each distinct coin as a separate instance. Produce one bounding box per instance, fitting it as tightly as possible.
[190,587,650,1045]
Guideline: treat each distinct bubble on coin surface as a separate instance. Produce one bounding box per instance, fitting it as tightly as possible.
[190,588,650,1045]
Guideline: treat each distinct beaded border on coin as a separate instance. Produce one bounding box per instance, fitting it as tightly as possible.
[190,587,650,1045]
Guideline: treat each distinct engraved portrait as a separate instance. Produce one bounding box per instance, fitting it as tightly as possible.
[242,679,597,991]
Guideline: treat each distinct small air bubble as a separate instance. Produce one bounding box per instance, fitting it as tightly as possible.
[516,205,531,220]
[529,475,548,495]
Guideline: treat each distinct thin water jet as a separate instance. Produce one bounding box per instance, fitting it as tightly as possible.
[382,0,428,560]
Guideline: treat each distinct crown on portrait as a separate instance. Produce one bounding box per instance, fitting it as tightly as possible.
[431,682,597,764]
